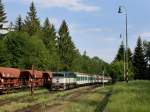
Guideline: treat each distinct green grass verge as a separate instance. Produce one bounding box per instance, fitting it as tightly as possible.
[0,86,99,112]
[64,86,112,112]
[0,81,149,112]
[105,80,150,112]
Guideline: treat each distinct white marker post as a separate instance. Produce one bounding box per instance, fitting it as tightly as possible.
[103,70,104,88]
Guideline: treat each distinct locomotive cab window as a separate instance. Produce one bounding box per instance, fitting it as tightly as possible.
[53,73,64,77]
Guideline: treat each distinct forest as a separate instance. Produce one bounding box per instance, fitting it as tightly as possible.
[0,2,110,75]
[0,1,150,81]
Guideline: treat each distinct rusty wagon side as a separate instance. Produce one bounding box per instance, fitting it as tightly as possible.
[20,70,52,88]
[0,67,20,93]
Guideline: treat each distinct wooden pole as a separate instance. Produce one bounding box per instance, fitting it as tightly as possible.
[30,65,34,95]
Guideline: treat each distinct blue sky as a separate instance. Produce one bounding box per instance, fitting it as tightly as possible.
[4,0,150,63]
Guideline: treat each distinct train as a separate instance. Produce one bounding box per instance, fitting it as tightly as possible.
[0,67,111,93]
[52,72,111,90]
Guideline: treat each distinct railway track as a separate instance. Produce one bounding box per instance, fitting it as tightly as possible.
[19,85,100,112]
[0,84,103,112]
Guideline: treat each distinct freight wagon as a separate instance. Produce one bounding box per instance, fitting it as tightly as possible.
[0,67,112,93]
[0,67,52,93]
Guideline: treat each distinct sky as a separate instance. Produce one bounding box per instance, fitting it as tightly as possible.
[3,0,150,63]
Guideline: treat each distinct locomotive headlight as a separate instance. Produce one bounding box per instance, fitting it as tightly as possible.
[57,78,59,83]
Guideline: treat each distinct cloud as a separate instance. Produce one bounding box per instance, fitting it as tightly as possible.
[12,0,100,12]
[141,32,150,38]
[70,23,112,35]
[131,32,150,41]
[48,17,62,29]
[72,27,104,34]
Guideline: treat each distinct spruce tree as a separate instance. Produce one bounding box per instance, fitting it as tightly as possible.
[42,18,60,70]
[114,41,132,62]
[133,37,147,79]
[58,20,76,71]
[148,65,150,80]
[143,41,150,79]
[0,0,7,28]
[128,48,133,63]
[23,2,40,36]
[143,41,150,63]
[114,41,125,61]
[81,51,90,73]
[15,15,23,31]
[0,39,10,66]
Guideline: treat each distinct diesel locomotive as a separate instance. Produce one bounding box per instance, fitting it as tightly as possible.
[0,67,111,93]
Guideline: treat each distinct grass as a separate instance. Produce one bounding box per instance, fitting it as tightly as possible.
[64,87,111,112]
[0,81,149,112]
[0,88,49,100]
[105,80,150,112]
[0,88,52,112]
[0,86,98,112]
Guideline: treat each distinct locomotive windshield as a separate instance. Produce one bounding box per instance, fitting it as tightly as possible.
[53,73,64,77]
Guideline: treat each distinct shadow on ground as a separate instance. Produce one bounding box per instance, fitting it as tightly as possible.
[95,89,112,112]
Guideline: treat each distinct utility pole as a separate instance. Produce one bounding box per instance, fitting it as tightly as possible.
[118,5,129,83]
[103,69,105,88]
[30,65,34,95]
[102,61,105,88]
[120,34,126,80]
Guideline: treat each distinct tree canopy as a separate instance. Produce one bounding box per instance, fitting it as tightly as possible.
[0,1,111,76]
[23,2,40,36]
[0,0,7,24]
[58,20,77,71]
[133,37,148,79]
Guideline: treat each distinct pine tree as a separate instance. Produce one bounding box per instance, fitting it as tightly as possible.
[58,20,77,71]
[15,15,23,31]
[23,2,40,36]
[42,18,60,70]
[133,37,147,79]
[0,0,7,28]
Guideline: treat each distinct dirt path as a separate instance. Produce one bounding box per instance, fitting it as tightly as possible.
[0,99,11,106]
[34,85,98,112]
[0,85,103,112]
